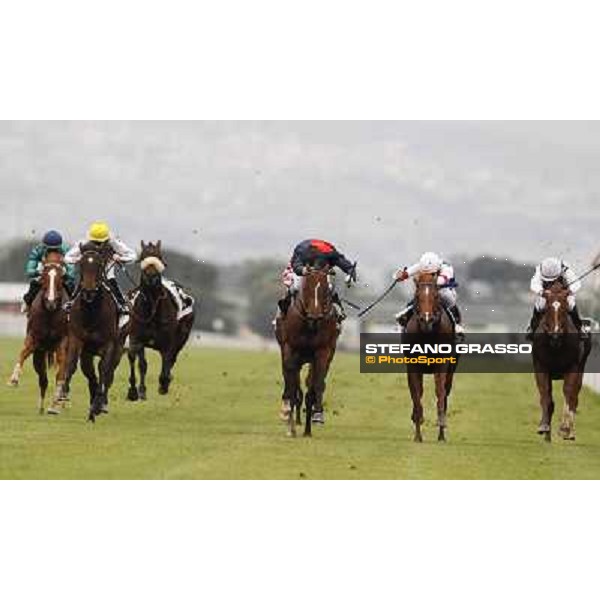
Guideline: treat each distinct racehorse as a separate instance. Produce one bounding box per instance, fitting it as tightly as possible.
[532,281,591,442]
[127,241,195,400]
[7,251,69,414]
[64,243,126,422]
[404,271,458,442]
[274,265,340,437]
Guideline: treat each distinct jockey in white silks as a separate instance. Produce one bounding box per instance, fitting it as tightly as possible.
[527,257,584,337]
[137,255,194,321]
[394,251,464,334]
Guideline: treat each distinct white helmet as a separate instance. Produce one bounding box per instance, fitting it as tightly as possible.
[419,252,442,273]
[540,257,563,282]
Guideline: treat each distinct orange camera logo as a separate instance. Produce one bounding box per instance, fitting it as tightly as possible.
[365,356,376,364]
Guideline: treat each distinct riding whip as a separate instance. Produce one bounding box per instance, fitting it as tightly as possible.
[357,279,398,318]
[341,297,362,311]
[567,262,600,286]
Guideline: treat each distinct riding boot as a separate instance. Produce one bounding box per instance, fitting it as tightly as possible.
[277,291,292,316]
[107,278,129,314]
[526,309,543,341]
[448,305,465,338]
[332,292,346,322]
[395,304,414,331]
[22,279,41,312]
[570,305,587,338]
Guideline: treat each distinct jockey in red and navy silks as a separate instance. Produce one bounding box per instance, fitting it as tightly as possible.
[279,239,357,320]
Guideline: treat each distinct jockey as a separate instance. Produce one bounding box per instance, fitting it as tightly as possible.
[394,251,464,334]
[527,257,584,337]
[21,230,75,313]
[64,221,137,316]
[278,239,357,320]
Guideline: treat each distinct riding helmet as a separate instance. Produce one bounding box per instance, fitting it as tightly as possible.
[42,230,63,248]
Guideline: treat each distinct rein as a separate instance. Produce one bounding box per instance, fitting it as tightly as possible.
[131,284,168,324]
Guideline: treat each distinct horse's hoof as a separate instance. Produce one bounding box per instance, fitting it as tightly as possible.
[127,388,139,401]
[303,431,312,438]
[100,406,109,414]
[7,380,18,387]
[47,406,61,415]
[158,387,169,396]
[138,388,147,401]
[414,433,423,443]
[438,433,446,442]
[279,402,292,421]
[311,411,325,425]
[286,430,296,438]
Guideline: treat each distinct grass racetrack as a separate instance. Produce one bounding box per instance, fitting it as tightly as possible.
[1,337,600,479]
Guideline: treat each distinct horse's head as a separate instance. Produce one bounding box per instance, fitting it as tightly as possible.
[540,281,571,344]
[298,265,332,322]
[139,240,166,288]
[79,245,107,303]
[414,272,441,333]
[40,251,65,311]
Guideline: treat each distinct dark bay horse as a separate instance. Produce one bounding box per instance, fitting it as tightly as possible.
[65,244,126,422]
[127,241,194,400]
[8,251,69,414]
[533,282,591,442]
[404,272,458,442]
[274,265,340,437]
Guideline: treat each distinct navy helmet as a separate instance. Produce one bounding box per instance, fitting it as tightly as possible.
[42,230,63,248]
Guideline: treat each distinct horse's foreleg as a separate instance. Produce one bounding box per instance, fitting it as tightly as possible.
[127,344,140,401]
[8,334,35,386]
[80,352,99,420]
[48,337,69,413]
[560,374,579,441]
[97,344,118,415]
[435,372,448,442]
[138,347,148,400]
[158,347,175,395]
[64,336,82,401]
[33,349,48,414]
[408,372,424,442]
[535,371,553,442]
[309,348,334,426]
[281,349,300,437]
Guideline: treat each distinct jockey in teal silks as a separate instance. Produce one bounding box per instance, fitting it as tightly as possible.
[22,230,75,313]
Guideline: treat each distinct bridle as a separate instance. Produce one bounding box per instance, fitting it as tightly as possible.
[131,253,168,324]
[294,268,333,322]
[414,274,441,329]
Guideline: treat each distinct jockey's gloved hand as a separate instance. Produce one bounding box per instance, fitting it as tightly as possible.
[395,268,409,282]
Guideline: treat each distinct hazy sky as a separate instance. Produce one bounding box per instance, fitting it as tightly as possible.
[1,121,599,283]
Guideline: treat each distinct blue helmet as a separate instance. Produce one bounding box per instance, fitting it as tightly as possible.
[42,230,63,248]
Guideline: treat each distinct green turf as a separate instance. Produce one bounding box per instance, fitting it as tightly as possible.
[1,337,599,479]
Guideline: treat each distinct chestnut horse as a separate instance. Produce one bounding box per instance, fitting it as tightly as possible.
[404,271,458,442]
[7,251,69,414]
[533,281,591,442]
[64,243,126,422]
[127,241,195,400]
[275,265,340,437]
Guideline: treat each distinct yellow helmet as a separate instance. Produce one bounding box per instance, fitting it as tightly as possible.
[87,221,110,243]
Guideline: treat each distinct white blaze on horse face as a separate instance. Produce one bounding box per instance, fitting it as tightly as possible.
[424,286,430,321]
[48,269,56,302]
[552,300,561,333]
[314,282,321,311]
